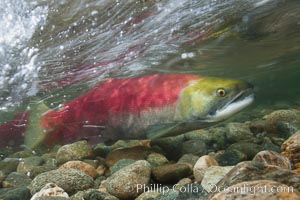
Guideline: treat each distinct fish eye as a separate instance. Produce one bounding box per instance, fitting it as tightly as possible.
[216,88,226,97]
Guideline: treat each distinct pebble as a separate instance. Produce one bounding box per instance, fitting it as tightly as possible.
[174,178,192,189]
[249,119,266,134]
[217,149,247,166]
[205,127,227,150]
[59,160,98,179]
[193,155,218,182]
[111,139,151,149]
[181,140,207,157]
[201,166,234,192]
[0,187,31,200]
[281,130,300,169]
[56,141,94,165]
[30,183,69,200]
[30,168,94,195]
[0,158,19,174]
[135,191,160,200]
[216,161,300,191]
[17,162,57,179]
[102,160,151,199]
[2,172,32,188]
[151,135,185,160]
[83,189,118,200]
[152,163,192,183]
[210,180,300,200]
[105,146,152,167]
[261,137,281,152]
[177,154,199,169]
[226,122,254,143]
[110,159,136,174]
[253,150,291,169]
[146,153,169,167]
[264,109,300,135]
[96,165,106,176]
[226,142,263,160]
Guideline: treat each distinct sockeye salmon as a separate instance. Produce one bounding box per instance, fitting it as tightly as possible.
[0,74,255,149]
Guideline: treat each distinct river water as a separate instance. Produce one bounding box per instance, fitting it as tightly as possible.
[0,0,300,142]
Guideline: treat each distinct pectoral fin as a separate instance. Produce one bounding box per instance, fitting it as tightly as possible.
[146,123,181,139]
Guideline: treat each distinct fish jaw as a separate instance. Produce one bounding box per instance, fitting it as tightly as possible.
[176,77,255,123]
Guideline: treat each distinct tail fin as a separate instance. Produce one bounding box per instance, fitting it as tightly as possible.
[24,101,51,150]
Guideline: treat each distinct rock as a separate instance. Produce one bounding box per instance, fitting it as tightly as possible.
[18,165,57,179]
[276,121,300,138]
[83,189,118,200]
[59,160,97,179]
[30,168,94,195]
[177,154,199,169]
[10,150,35,158]
[181,140,207,157]
[0,187,31,200]
[215,161,300,192]
[30,183,69,200]
[110,159,136,174]
[226,142,263,160]
[184,129,210,141]
[193,155,218,183]
[261,137,281,152]
[105,146,152,167]
[102,160,151,199]
[135,191,159,200]
[151,135,185,160]
[70,191,85,200]
[2,172,32,188]
[155,183,207,200]
[210,180,300,200]
[82,159,99,168]
[174,178,192,189]
[56,141,94,165]
[217,149,247,166]
[96,165,106,176]
[152,163,192,183]
[111,139,151,149]
[93,143,112,157]
[226,122,254,143]
[207,127,227,150]
[0,170,5,183]
[253,150,291,169]
[201,166,234,192]
[32,197,69,200]
[281,130,300,169]
[154,189,180,200]
[249,119,266,134]
[20,156,44,167]
[0,158,19,174]
[264,109,300,135]
[146,153,169,167]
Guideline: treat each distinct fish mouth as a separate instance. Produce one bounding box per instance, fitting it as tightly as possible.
[206,88,255,122]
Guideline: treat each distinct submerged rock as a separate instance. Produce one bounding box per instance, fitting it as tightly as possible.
[83,189,118,200]
[56,141,94,165]
[201,166,234,192]
[226,142,263,160]
[177,154,199,169]
[253,150,291,169]
[2,172,32,188]
[59,160,98,179]
[226,122,254,143]
[211,180,300,200]
[146,153,169,167]
[181,140,207,157]
[0,158,19,174]
[110,159,136,174]
[281,130,300,169]
[30,183,69,200]
[105,146,152,167]
[152,163,192,183]
[102,160,151,199]
[30,168,94,195]
[135,191,160,200]
[264,109,300,135]
[217,149,247,166]
[193,155,218,183]
[0,187,31,200]
[216,161,300,192]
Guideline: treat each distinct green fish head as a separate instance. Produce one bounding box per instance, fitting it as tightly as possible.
[177,77,255,123]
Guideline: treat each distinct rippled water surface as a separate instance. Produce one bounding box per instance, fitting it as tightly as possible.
[0,0,300,146]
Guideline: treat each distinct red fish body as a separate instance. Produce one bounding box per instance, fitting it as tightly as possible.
[0,74,254,149]
[41,74,200,145]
